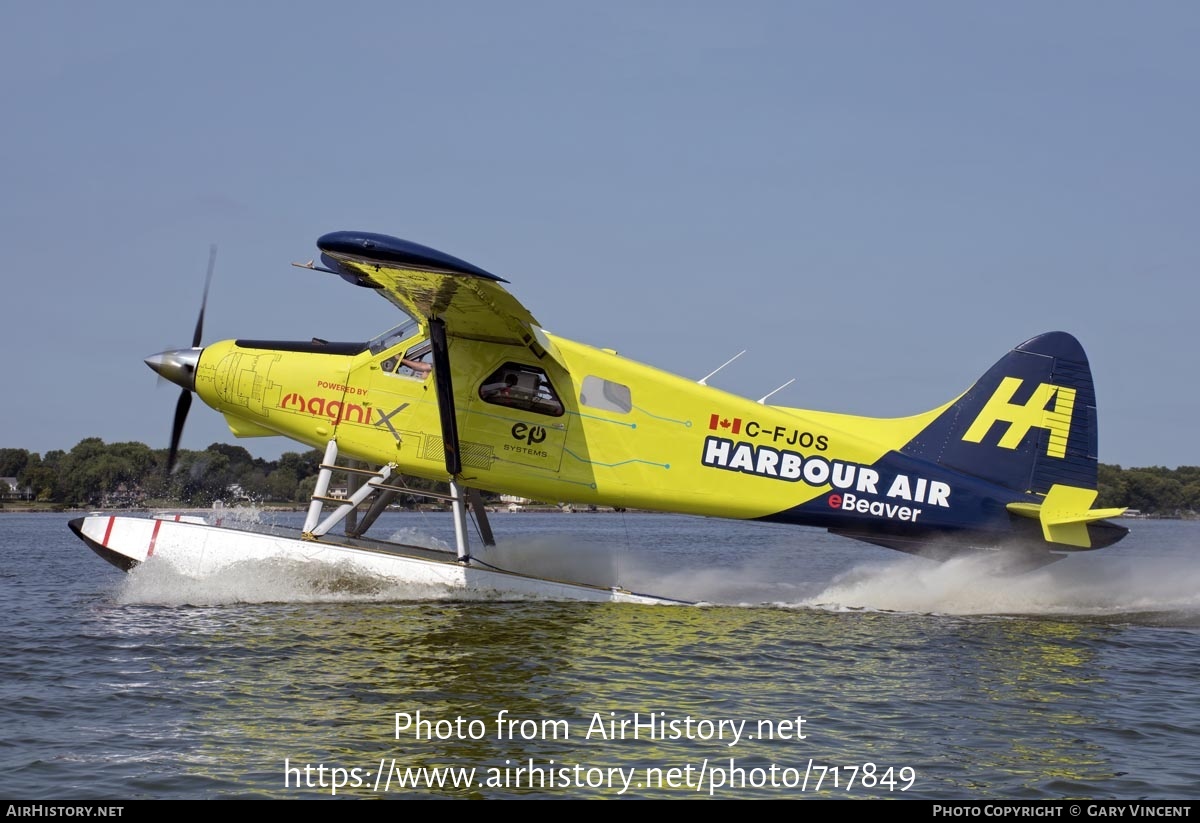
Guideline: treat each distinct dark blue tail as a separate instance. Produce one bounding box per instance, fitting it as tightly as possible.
[900,332,1100,495]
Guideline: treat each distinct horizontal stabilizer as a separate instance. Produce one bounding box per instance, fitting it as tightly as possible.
[1007,484,1127,548]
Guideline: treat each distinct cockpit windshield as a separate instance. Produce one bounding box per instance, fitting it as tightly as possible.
[367,318,421,355]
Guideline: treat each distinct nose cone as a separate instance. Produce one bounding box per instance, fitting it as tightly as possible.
[145,348,201,392]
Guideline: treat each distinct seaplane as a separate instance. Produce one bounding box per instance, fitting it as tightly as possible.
[69,231,1128,603]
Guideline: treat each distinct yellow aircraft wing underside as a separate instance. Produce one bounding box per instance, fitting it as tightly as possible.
[324,254,541,347]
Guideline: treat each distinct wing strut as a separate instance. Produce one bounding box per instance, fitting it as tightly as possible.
[429,318,461,476]
[429,317,469,560]
[428,317,496,558]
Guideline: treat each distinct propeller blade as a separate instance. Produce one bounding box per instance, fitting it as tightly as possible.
[167,389,192,474]
[192,244,217,348]
[161,243,216,475]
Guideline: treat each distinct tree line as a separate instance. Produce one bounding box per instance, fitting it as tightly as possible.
[0,440,1197,516]
[0,440,454,509]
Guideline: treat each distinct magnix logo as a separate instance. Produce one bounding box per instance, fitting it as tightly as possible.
[961,377,1076,458]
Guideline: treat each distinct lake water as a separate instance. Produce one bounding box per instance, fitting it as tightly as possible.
[2,510,1198,799]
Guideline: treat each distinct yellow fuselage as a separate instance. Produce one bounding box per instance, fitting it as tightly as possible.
[196,330,946,521]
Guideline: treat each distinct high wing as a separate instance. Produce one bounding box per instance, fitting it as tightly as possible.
[316,231,561,363]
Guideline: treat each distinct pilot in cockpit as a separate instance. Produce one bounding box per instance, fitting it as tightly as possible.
[381,338,433,379]
[401,356,431,377]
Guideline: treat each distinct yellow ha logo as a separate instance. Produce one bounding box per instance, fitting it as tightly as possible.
[961,377,1076,458]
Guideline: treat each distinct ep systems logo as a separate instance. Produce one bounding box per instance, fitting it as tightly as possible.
[511,422,546,446]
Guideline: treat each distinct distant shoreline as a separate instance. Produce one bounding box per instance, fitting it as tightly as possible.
[0,503,634,515]
[0,505,1186,521]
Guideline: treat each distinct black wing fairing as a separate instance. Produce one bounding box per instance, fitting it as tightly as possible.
[233,339,369,355]
[317,231,506,282]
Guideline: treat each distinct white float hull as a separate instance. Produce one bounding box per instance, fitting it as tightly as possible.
[69,514,687,605]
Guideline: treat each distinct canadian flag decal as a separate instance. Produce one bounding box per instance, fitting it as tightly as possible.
[708,413,742,434]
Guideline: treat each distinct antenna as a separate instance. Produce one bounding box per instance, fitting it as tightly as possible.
[757,378,796,405]
[698,350,746,385]
[292,260,340,275]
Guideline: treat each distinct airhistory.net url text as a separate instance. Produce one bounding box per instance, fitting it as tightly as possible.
[284,757,917,796]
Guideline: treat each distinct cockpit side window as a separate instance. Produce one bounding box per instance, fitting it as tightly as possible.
[479,363,564,417]
[380,340,432,379]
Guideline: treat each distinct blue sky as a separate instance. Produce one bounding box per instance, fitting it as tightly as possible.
[2,2,1196,468]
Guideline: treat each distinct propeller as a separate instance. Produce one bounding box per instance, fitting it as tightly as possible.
[154,244,216,474]
[167,391,192,475]
[192,244,216,348]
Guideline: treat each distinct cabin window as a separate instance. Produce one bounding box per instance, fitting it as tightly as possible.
[579,376,632,414]
[479,363,564,417]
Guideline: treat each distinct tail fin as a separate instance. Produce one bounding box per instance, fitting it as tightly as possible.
[902,331,1100,495]
[901,331,1125,548]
